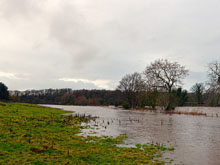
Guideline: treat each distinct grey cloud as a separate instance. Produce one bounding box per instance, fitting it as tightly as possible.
[48,2,102,70]
[0,0,43,20]
[0,0,220,90]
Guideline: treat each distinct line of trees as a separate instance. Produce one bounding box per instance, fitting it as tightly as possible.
[117,59,220,110]
[13,89,123,106]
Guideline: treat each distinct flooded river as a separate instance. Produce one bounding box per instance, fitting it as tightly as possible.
[44,105,220,165]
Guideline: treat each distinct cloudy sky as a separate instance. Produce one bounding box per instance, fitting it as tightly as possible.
[0,0,220,91]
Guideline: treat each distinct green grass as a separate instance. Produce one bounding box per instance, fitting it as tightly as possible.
[0,102,172,164]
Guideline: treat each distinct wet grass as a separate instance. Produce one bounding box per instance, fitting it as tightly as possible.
[165,110,207,116]
[0,102,172,164]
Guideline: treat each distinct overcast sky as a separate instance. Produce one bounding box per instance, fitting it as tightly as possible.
[0,0,220,91]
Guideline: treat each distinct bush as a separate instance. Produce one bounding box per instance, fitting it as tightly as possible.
[0,82,9,100]
[122,103,130,109]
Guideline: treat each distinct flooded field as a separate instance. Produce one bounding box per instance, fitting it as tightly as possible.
[44,105,220,165]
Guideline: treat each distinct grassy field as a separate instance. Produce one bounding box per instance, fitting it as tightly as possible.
[0,102,173,164]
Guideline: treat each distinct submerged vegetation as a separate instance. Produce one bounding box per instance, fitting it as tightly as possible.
[0,102,173,164]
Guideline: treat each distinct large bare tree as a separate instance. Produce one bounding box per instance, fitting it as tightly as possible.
[206,61,220,106]
[117,72,145,108]
[143,59,188,110]
[208,61,220,89]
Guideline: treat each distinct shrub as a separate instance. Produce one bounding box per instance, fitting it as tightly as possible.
[0,82,9,100]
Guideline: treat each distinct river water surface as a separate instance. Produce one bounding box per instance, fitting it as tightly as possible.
[44,105,220,165]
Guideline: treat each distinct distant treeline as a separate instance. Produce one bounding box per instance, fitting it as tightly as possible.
[11,89,123,106]
[9,88,219,108]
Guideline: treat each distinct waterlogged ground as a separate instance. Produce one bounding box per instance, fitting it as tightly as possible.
[45,105,220,165]
[0,102,173,164]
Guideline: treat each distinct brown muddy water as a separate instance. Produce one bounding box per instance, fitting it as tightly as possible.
[44,105,220,165]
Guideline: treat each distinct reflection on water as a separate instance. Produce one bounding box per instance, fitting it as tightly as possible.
[44,105,220,165]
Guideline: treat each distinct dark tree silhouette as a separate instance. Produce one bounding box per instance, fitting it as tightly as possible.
[0,82,9,100]
[191,83,205,105]
[172,88,188,106]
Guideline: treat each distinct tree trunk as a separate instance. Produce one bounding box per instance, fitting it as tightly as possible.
[166,87,172,110]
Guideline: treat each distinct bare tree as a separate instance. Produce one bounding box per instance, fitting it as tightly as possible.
[206,61,220,106]
[117,72,145,108]
[208,61,220,90]
[143,59,188,110]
